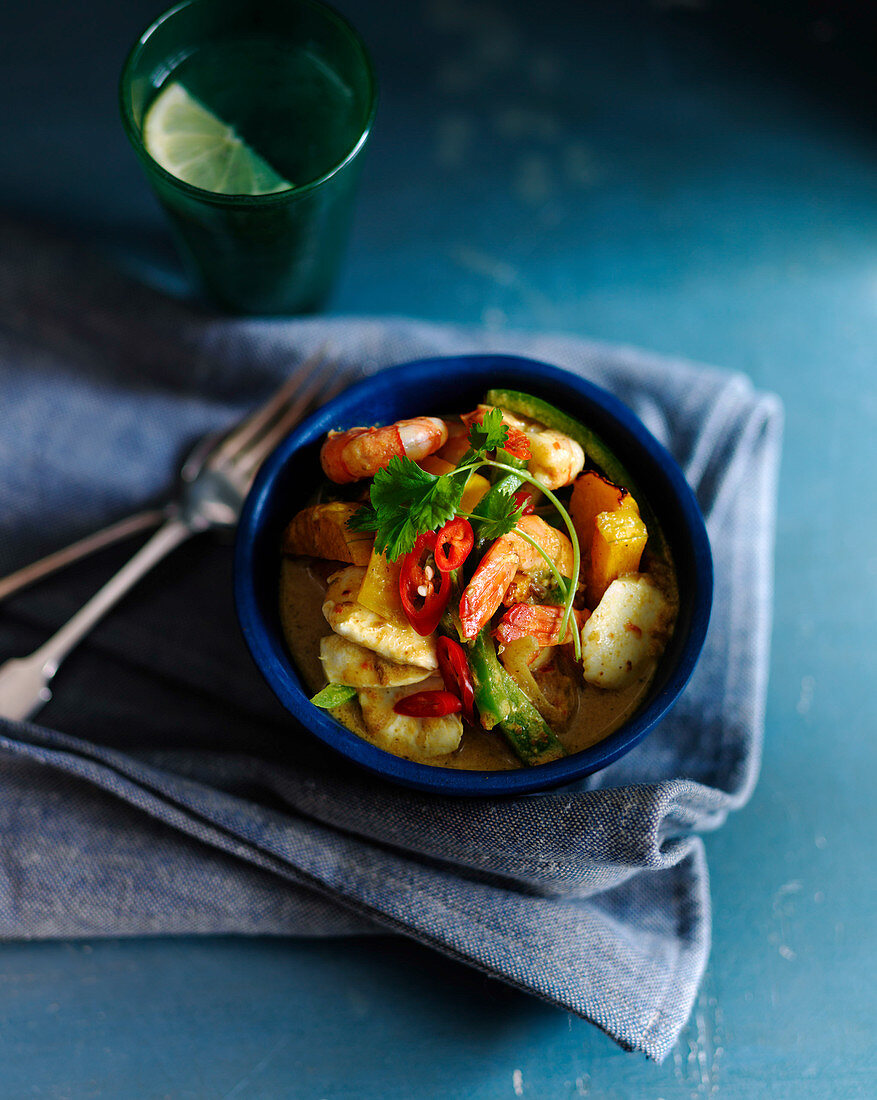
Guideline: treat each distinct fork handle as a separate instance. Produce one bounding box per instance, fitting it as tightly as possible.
[0,508,167,603]
[0,517,194,722]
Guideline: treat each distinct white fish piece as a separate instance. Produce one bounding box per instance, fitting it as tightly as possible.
[357,677,463,758]
[581,574,674,689]
[320,634,432,688]
[526,428,585,490]
[322,566,438,670]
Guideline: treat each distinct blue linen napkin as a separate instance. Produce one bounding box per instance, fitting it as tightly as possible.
[0,219,782,1060]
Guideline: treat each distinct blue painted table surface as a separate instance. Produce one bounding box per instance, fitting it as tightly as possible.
[1,1,875,1096]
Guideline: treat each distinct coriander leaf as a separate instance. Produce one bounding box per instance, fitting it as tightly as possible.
[466,406,509,455]
[311,683,357,708]
[347,502,378,533]
[473,489,524,543]
[350,455,465,560]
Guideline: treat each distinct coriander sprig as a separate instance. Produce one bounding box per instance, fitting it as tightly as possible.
[346,456,465,559]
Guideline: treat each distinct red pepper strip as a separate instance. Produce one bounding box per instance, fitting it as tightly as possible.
[512,487,537,516]
[434,517,474,573]
[394,690,463,718]
[503,426,531,461]
[436,636,476,723]
[399,532,451,636]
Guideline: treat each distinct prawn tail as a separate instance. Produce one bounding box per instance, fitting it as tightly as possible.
[494,604,588,647]
[459,550,520,639]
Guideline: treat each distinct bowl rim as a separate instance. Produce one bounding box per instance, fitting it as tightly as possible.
[234,354,713,796]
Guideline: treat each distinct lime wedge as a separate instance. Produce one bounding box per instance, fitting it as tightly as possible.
[143,82,291,196]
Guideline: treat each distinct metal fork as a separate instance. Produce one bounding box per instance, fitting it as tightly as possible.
[0,421,247,604]
[0,348,346,722]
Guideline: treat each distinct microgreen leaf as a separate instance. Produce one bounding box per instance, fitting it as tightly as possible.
[310,683,357,708]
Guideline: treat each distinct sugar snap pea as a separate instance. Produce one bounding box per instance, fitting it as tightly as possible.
[467,629,565,766]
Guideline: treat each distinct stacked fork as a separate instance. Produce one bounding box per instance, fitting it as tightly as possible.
[0,348,351,722]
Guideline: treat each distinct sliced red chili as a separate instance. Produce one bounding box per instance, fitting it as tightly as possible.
[399,531,451,636]
[436,636,476,723]
[512,487,537,515]
[434,517,474,574]
[394,690,463,717]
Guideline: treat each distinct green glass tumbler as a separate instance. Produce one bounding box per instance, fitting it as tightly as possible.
[120,0,376,315]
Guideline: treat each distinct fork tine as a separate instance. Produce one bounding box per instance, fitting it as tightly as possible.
[209,344,330,467]
[232,362,343,480]
[180,427,225,482]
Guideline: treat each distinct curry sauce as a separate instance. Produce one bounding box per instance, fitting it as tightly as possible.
[280,557,663,770]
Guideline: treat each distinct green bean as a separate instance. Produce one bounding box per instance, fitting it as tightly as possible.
[467,630,566,765]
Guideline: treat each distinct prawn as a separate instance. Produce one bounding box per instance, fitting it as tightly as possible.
[459,515,574,639]
[320,417,448,483]
[462,405,584,489]
[494,604,589,648]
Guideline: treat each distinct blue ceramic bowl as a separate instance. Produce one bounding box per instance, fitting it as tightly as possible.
[235,354,712,796]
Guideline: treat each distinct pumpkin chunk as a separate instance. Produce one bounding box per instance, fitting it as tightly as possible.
[586,508,648,607]
[570,470,639,546]
[570,470,648,606]
[282,503,373,566]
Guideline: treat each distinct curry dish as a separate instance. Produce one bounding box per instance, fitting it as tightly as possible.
[279,389,678,770]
